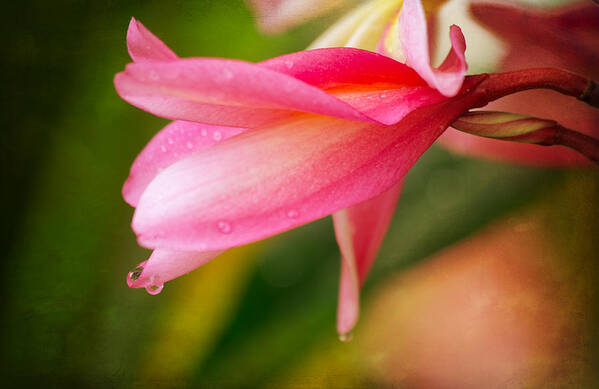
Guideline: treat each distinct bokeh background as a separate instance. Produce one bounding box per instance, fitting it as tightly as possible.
[2,0,598,387]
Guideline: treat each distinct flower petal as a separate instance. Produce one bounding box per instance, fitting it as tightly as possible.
[247,0,349,34]
[308,0,403,51]
[259,48,446,124]
[132,79,483,252]
[127,249,223,289]
[114,57,370,128]
[123,120,245,207]
[116,48,447,127]
[398,0,467,96]
[259,47,425,89]
[127,17,178,62]
[333,181,402,335]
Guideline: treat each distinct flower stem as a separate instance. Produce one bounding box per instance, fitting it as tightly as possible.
[458,68,599,164]
[550,126,599,164]
[469,68,599,109]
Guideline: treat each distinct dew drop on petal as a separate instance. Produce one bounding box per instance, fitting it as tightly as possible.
[186,141,193,149]
[284,60,294,69]
[127,266,144,283]
[160,145,167,152]
[167,137,174,145]
[145,283,164,295]
[217,220,232,234]
[286,209,299,219]
[222,68,234,81]
[380,93,387,99]
[338,331,353,342]
[201,129,207,137]
[149,70,159,81]
[212,131,222,141]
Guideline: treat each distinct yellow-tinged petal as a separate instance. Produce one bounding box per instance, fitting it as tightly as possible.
[310,0,403,51]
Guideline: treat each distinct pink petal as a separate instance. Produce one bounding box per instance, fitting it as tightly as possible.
[114,57,370,128]
[439,2,599,166]
[247,0,348,34]
[132,78,482,252]
[260,48,446,124]
[333,181,402,335]
[127,18,178,62]
[399,0,467,96]
[116,48,446,127]
[123,120,246,207]
[259,47,426,89]
[126,249,223,290]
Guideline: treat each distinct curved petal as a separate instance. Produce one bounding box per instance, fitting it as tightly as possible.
[398,0,467,96]
[258,47,426,89]
[132,79,482,252]
[123,120,246,207]
[127,17,178,62]
[126,249,223,290]
[114,57,370,128]
[260,48,446,124]
[333,181,402,336]
[115,48,446,127]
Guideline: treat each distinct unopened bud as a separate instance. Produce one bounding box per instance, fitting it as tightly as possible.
[452,111,558,143]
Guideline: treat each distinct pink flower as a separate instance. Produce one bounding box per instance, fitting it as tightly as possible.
[114,0,597,336]
[116,0,471,337]
[438,1,599,165]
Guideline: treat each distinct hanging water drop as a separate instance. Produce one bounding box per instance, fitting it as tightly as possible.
[338,331,353,342]
[146,283,164,295]
[217,220,232,234]
[128,266,144,282]
[213,131,222,141]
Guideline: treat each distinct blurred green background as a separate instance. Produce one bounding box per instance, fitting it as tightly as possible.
[2,0,598,388]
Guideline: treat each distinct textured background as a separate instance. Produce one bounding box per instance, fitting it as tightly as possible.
[2,0,598,387]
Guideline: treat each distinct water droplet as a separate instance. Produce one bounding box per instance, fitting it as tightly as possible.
[380,93,387,99]
[217,220,232,234]
[286,210,299,218]
[167,137,174,145]
[160,145,167,152]
[284,60,294,69]
[222,68,233,80]
[146,283,164,295]
[186,141,193,149]
[201,129,208,137]
[128,266,144,283]
[338,332,353,342]
[213,131,222,141]
[149,70,159,81]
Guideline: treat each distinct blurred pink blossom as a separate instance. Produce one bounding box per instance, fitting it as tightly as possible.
[439,1,599,165]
